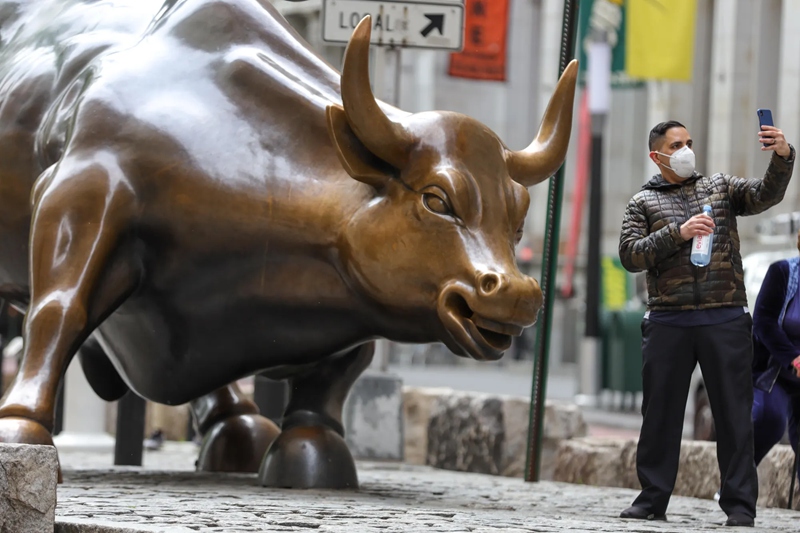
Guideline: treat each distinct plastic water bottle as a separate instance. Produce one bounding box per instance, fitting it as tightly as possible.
[691,205,714,267]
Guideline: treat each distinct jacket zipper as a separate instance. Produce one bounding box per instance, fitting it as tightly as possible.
[680,188,701,307]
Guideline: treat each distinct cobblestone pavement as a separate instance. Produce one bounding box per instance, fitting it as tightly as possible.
[56,443,798,532]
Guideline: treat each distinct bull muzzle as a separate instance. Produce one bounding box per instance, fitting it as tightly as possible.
[436,272,543,361]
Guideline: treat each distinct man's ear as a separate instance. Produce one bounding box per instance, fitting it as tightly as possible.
[326,104,394,188]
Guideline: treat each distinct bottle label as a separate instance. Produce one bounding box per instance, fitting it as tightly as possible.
[694,234,710,254]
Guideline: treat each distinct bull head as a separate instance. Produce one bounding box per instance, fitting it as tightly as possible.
[327,16,577,361]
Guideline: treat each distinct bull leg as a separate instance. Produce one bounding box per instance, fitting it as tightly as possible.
[191,382,280,472]
[258,342,374,489]
[0,166,138,451]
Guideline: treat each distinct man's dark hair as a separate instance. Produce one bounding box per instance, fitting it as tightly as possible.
[648,120,686,151]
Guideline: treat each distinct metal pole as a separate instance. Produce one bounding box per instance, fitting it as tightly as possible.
[585,126,602,339]
[525,0,580,483]
[114,391,146,466]
[576,13,612,406]
[577,114,604,405]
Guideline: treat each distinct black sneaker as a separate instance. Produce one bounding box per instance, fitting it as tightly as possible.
[724,514,754,527]
[619,506,667,521]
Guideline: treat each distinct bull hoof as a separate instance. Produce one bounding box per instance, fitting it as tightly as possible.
[0,416,55,445]
[258,425,358,489]
[0,417,62,483]
[196,414,280,473]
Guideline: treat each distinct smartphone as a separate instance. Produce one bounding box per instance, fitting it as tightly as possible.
[757,108,774,147]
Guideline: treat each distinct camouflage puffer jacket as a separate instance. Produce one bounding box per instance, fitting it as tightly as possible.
[619,148,795,310]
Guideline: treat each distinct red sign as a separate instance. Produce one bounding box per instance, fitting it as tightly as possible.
[448,0,510,82]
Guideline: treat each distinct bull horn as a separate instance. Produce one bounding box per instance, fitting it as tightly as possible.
[340,16,414,168]
[507,60,578,187]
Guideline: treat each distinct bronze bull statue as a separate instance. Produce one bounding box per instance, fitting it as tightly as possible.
[0,0,577,488]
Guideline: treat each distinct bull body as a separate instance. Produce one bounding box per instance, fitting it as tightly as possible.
[0,0,576,487]
[2,0,381,402]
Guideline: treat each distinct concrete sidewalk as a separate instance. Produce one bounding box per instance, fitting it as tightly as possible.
[55,443,798,532]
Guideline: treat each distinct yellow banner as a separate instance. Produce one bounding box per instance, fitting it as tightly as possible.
[625,0,697,82]
[602,257,629,310]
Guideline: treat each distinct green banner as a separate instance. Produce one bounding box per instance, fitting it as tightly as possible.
[577,0,642,88]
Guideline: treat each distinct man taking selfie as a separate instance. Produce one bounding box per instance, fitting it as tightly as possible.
[618,119,795,527]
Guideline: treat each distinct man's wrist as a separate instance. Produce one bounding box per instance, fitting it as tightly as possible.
[778,144,795,162]
[672,222,688,243]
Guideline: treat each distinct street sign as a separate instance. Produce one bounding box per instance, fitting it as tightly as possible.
[321,0,465,50]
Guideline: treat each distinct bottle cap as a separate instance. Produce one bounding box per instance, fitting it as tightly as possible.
[703,204,712,213]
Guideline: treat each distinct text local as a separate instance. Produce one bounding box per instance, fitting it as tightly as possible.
[339,12,409,32]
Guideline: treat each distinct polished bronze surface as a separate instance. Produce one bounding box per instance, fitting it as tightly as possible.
[197,413,281,473]
[258,425,359,489]
[0,0,576,488]
[193,382,280,472]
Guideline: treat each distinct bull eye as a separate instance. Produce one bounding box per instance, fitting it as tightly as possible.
[422,192,453,217]
[515,226,524,246]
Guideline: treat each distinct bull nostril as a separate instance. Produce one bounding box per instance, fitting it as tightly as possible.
[478,272,502,295]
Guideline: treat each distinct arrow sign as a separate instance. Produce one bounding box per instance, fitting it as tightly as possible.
[321,0,465,51]
[421,14,444,37]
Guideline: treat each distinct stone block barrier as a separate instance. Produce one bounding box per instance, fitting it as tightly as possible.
[553,436,800,510]
[0,443,58,532]
[402,386,588,479]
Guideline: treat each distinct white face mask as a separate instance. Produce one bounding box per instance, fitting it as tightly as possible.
[656,145,696,178]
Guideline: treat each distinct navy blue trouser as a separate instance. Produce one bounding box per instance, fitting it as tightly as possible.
[632,314,758,518]
[752,379,799,474]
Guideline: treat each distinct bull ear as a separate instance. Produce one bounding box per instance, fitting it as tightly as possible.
[326,104,393,188]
